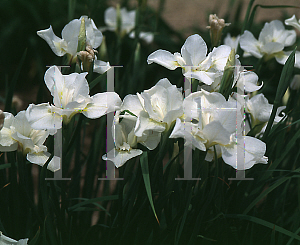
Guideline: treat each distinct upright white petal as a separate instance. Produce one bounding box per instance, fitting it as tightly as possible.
[181,34,207,66]
[61,18,81,56]
[83,16,103,49]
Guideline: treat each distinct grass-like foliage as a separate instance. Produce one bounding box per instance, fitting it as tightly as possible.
[1,0,300,244]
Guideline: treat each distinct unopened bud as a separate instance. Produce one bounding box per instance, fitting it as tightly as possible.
[207,14,230,48]
[77,17,87,52]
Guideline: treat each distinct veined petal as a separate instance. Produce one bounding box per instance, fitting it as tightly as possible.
[37,26,68,56]
[12,111,32,137]
[209,45,232,71]
[134,111,166,137]
[138,131,161,150]
[83,16,103,49]
[240,31,262,58]
[44,66,64,102]
[184,71,215,85]
[61,18,81,56]
[0,127,17,147]
[202,121,231,146]
[102,148,143,168]
[121,94,144,117]
[260,42,284,55]
[181,34,207,66]
[221,135,267,170]
[237,71,262,92]
[26,103,62,132]
[147,50,179,70]
[82,92,121,119]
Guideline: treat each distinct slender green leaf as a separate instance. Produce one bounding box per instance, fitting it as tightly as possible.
[68,195,118,212]
[263,47,296,140]
[247,5,300,31]
[226,214,300,241]
[140,151,159,224]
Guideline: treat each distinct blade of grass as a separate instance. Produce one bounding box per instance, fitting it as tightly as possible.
[140,151,159,225]
[225,214,300,241]
[68,195,119,212]
[263,47,296,141]
[247,5,300,31]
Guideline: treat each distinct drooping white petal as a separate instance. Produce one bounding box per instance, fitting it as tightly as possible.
[102,148,143,168]
[138,130,161,150]
[37,26,68,56]
[93,59,111,74]
[184,70,215,85]
[27,152,61,172]
[237,71,262,92]
[0,232,29,244]
[221,135,268,170]
[285,15,300,31]
[147,50,179,70]
[82,92,121,119]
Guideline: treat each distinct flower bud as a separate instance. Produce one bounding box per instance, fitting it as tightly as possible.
[207,14,230,48]
[77,17,86,52]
